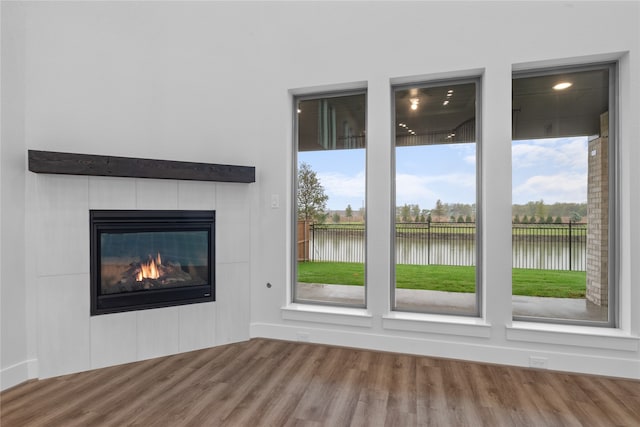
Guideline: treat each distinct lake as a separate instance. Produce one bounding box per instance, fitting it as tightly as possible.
[308,230,586,271]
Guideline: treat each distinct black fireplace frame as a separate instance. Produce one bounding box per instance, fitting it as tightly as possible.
[90,210,215,315]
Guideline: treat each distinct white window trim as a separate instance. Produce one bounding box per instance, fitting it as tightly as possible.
[383,311,491,338]
[507,321,639,351]
[281,303,373,328]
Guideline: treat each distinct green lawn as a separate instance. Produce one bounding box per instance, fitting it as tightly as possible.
[297,261,586,298]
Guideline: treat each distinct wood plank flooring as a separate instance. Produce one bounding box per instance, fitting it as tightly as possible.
[2,338,639,426]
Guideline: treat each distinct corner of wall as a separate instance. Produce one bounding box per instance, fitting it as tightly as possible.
[1,0,30,391]
[0,358,38,391]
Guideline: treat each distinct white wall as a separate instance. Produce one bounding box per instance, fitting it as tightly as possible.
[1,2,30,390]
[252,1,640,379]
[1,1,639,389]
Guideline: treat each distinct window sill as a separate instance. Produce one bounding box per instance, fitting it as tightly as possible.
[281,303,373,328]
[506,321,640,351]
[382,311,492,338]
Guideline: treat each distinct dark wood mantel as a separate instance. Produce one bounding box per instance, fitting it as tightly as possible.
[28,150,255,183]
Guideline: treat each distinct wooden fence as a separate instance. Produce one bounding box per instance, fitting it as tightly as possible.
[297,220,311,261]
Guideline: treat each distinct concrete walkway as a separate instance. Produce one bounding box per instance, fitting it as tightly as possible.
[297,283,608,322]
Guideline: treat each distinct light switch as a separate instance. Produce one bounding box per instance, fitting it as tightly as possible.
[271,194,280,209]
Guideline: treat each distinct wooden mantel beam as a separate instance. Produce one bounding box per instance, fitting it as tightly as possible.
[28,150,255,183]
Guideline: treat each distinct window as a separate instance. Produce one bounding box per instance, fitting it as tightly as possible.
[511,64,615,326]
[293,91,367,307]
[392,79,480,316]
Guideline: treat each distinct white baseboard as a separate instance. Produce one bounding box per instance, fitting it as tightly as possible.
[1,358,38,391]
[250,322,640,380]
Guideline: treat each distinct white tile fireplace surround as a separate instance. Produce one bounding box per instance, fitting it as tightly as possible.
[29,174,252,379]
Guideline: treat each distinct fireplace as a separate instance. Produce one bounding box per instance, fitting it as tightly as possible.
[90,210,215,315]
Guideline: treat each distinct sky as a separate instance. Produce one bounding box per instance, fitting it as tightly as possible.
[299,137,588,212]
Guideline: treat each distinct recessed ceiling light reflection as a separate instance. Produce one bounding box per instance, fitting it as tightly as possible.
[553,82,572,90]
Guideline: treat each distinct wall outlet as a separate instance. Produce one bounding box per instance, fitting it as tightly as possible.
[529,356,548,369]
[296,332,310,342]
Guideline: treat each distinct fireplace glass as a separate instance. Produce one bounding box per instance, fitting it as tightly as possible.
[91,210,215,315]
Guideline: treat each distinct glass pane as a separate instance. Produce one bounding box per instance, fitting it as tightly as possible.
[393,81,478,315]
[100,230,209,294]
[512,67,610,324]
[295,93,366,306]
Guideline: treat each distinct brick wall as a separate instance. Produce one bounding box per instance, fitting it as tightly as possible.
[586,112,609,306]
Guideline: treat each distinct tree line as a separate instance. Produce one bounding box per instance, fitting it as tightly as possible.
[298,162,587,224]
[512,200,586,223]
[395,200,476,223]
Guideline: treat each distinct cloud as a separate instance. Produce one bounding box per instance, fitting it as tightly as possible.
[396,174,437,204]
[513,172,587,204]
[424,172,476,188]
[318,169,476,209]
[396,172,475,206]
[318,170,365,200]
[512,137,587,171]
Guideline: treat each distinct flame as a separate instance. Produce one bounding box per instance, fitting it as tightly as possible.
[135,253,161,282]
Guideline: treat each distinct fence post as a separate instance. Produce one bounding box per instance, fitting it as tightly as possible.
[568,220,572,271]
[297,220,309,262]
[427,218,431,265]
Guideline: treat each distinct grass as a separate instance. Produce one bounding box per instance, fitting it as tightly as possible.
[297,261,586,298]
[297,261,365,286]
[512,268,586,298]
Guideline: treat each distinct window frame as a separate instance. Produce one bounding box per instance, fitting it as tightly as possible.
[291,89,368,308]
[511,62,618,328]
[390,76,483,317]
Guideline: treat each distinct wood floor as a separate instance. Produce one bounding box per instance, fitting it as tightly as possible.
[2,338,639,426]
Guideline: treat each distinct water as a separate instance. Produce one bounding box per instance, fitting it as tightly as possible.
[309,234,586,271]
